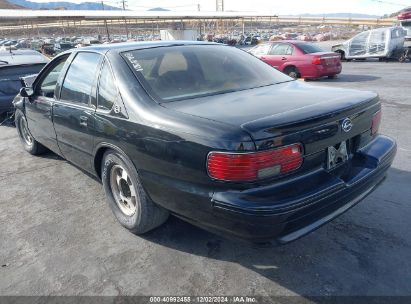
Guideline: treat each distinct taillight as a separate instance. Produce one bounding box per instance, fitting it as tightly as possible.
[207,144,303,182]
[371,110,382,135]
[312,56,322,65]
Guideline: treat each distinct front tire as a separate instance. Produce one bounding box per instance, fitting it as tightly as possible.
[101,150,169,234]
[15,109,47,155]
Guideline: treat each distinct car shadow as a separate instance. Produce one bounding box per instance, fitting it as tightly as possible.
[36,150,102,183]
[321,74,381,83]
[140,167,411,296]
[0,113,16,128]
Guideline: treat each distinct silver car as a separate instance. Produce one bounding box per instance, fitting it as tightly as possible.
[332,27,406,60]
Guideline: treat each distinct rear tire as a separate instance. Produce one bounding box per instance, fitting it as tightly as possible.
[15,109,47,155]
[284,66,300,79]
[101,150,169,234]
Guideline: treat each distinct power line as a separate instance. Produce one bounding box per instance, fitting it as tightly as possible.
[370,0,409,7]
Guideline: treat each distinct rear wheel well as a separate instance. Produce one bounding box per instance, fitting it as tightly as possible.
[283,65,300,78]
[94,147,109,179]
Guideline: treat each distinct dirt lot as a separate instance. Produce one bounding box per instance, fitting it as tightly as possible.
[0,60,411,297]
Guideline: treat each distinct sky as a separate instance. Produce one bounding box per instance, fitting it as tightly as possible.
[29,0,409,16]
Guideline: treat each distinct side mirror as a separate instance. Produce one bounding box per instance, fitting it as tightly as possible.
[19,87,33,98]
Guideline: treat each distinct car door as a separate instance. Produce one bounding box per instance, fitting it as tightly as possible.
[255,43,279,67]
[267,43,294,71]
[25,55,70,155]
[249,43,271,60]
[53,51,102,171]
[348,31,370,57]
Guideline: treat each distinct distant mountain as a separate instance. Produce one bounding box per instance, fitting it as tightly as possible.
[147,7,170,11]
[7,0,121,10]
[299,13,381,18]
[0,0,23,9]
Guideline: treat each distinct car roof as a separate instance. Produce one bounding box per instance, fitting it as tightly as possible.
[77,40,221,54]
[0,49,49,67]
[262,40,308,44]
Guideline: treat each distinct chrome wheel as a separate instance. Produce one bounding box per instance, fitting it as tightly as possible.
[288,70,298,79]
[109,165,138,216]
[20,117,33,146]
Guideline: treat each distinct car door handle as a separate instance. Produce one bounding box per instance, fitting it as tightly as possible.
[261,56,266,59]
[281,57,287,60]
[79,116,88,127]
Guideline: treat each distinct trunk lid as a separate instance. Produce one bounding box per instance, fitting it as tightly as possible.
[162,80,378,142]
[310,52,341,66]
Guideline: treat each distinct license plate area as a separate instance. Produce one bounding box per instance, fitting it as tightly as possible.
[327,141,349,170]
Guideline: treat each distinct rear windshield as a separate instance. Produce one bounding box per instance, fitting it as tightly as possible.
[122,44,292,102]
[296,43,325,54]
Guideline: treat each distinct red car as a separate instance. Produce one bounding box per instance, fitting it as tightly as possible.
[249,41,342,80]
[398,7,411,20]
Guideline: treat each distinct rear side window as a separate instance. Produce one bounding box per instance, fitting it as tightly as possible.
[60,52,101,105]
[391,27,405,38]
[296,43,325,54]
[97,60,117,111]
[369,30,386,54]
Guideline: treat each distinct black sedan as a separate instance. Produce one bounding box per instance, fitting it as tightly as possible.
[14,41,396,244]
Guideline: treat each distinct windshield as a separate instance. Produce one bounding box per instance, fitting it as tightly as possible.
[296,43,325,54]
[122,44,292,102]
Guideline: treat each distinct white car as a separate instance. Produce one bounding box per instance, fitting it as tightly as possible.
[332,27,406,60]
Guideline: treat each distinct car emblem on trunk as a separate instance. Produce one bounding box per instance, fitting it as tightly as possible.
[341,118,353,132]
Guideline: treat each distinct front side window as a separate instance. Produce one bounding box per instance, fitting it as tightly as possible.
[60,52,101,105]
[122,45,291,102]
[39,59,67,98]
[97,60,117,111]
[249,44,271,56]
[350,31,370,56]
[270,44,293,55]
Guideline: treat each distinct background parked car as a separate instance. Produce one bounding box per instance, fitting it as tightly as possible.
[249,41,341,79]
[54,42,74,54]
[332,27,406,61]
[0,50,49,117]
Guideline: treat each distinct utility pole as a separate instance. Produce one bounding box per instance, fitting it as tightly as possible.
[216,0,224,11]
[121,0,129,39]
[101,1,110,41]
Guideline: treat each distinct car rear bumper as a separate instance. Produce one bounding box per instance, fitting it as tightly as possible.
[144,135,396,244]
[301,64,342,78]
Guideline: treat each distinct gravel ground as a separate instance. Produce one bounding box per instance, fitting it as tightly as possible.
[0,60,410,298]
